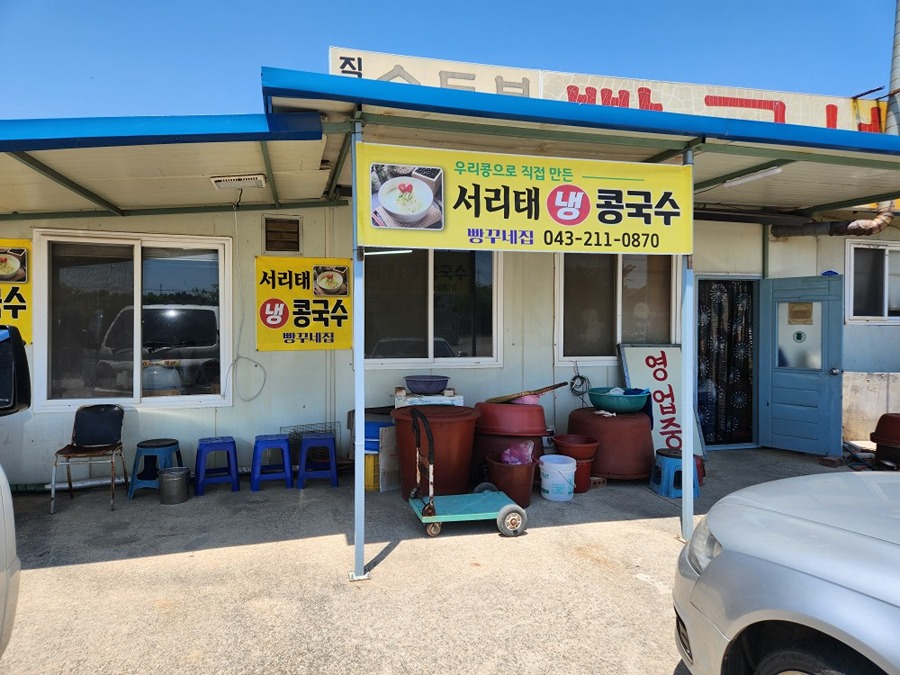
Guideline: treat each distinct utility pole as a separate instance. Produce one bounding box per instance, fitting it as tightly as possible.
[887,0,900,133]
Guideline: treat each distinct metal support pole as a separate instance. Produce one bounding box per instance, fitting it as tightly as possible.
[887,0,900,134]
[349,121,370,581]
[681,147,695,541]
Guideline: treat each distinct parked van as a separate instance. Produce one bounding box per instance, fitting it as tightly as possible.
[96,305,220,395]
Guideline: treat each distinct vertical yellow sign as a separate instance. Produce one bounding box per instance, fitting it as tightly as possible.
[0,240,31,343]
[255,256,352,351]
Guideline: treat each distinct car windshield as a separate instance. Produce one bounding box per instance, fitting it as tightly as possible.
[142,308,217,348]
[104,307,217,351]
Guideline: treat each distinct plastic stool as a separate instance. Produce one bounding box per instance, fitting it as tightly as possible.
[251,434,293,491]
[297,433,338,489]
[649,449,700,499]
[128,438,182,499]
[195,436,240,495]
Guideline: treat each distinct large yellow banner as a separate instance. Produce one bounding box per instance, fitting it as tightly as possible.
[356,143,693,254]
[255,257,352,351]
[0,240,31,343]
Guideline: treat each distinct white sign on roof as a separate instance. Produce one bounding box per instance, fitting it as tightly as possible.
[329,46,884,132]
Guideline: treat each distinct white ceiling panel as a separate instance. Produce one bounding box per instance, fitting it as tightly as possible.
[274,170,332,201]
[0,152,102,213]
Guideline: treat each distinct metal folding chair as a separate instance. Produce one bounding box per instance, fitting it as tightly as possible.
[50,404,128,514]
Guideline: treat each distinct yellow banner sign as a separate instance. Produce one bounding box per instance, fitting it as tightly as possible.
[0,240,31,343]
[356,143,693,254]
[255,257,352,351]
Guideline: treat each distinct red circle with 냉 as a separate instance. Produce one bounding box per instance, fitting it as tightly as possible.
[546,184,590,226]
[259,299,288,328]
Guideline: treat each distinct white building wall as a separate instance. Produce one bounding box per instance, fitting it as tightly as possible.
[0,208,364,485]
[0,209,600,483]
[6,209,899,484]
[694,221,763,276]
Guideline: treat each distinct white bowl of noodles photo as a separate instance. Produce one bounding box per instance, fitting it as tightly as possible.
[0,255,21,281]
[377,176,434,225]
[316,269,344,294]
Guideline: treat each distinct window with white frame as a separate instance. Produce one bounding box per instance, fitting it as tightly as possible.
[36,231,230,403]
[559,253,674,359]
[847,240,900,322]
[364,248,496,362]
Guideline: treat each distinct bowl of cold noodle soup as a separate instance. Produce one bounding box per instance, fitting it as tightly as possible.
[0,255,20,280]
[377,176,434,225]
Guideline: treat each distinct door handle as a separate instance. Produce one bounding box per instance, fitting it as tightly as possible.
[829,368,841,376]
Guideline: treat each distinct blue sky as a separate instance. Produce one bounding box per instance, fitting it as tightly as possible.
[0,0,896,119]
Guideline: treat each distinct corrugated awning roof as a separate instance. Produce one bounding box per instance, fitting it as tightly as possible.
[1,67,899,224]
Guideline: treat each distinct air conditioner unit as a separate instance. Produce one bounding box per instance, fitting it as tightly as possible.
[210,174,267,190]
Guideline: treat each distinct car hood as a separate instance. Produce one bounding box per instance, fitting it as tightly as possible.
[716,472,900,546]
[705,472,900,610]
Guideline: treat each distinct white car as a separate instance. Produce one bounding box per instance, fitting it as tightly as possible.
[0,465,18,657]
[0,325,27,658]
[673,471,900,675]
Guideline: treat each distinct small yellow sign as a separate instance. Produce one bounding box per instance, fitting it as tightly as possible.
[255,256,352,351]
[357,143,693,254]
[0,240,31,343]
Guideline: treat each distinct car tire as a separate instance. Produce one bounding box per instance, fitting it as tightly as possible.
[755,640,882,675]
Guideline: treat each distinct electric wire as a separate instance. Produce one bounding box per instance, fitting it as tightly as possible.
[570,364,591,407]
[222,201,267,402]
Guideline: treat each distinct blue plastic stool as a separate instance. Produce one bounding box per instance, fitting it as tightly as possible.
[649,449,700,499]
[195,436,240,495]
[297,433,338,489]
[250,434,293,491]
[128,438,182,499]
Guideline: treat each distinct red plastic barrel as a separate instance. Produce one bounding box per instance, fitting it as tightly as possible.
[391,405,480,498]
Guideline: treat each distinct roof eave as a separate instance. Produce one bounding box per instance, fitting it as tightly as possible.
[261,67,900,158]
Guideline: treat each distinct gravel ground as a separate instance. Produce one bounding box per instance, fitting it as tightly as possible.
[0,449,842,675]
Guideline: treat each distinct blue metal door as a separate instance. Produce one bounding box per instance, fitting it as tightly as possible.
[758,276,843,456]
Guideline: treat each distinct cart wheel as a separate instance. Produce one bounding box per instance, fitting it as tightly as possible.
[409,487,420,500]
[425,522,442,537]
[473,481,498,493]
[497,504,527,537]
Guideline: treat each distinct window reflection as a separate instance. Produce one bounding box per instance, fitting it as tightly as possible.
[48,241,220,400]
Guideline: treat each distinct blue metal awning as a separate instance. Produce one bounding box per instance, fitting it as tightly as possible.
[261,67,900,158]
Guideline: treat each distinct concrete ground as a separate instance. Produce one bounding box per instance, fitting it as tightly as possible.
[0,449,847,675]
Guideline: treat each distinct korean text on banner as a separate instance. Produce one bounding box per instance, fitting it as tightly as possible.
[256,257,352,351]
[0,240,31,344]
[620,344,704,457]
[356,143,693,255]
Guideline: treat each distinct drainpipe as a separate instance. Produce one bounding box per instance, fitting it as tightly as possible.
[770,202,894,238]
[772,0,899,239]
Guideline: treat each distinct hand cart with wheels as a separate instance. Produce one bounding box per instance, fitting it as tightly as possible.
[407,407,527,537]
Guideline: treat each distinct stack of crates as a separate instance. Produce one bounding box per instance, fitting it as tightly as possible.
[365,453,380,491]
[364,417,395,491]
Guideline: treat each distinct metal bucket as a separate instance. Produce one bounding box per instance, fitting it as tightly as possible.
[159,466,191,504]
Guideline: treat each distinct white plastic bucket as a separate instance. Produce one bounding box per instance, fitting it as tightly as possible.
[539,454,576,502]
